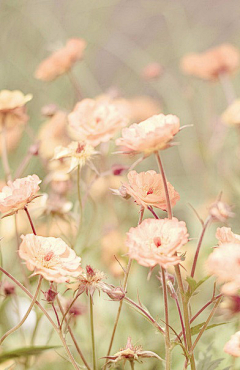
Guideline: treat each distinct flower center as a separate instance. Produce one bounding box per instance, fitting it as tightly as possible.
[147,187,154,195]
[44,251,54,262]
[76,142,85,154]
[153,237,162,248]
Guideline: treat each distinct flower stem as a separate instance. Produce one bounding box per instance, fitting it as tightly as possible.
[219,73,236,105]
[161,267,171,370]
[24,206,37,235]
[0,275,43,344]
[68,71,82,101]
[130,360,135,370]
[1,120,12,182]
[77,164,83,233]
[89,295,97,370]
[155,151,172,219]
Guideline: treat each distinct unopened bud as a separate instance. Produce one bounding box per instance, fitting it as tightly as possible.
[209,201,234,222]
[111,185,130,199]
[103,286,125,301]
[29,142,40,156]
[43,288,58,303]
[111,164,128,176]
[2,281,15,296]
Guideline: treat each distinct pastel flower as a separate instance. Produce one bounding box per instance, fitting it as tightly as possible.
[68,98,128,147]
[70,265,106,298]
[116,114,180,156]
[0,90,32,127]
[208,200,234,222]
[52,141,96,172]
[224,331,240,357]
[181,44,240,81]
[126,218,189,268]
[0,175,41,216]
[222,99,240,126]
[19,234,81,283]
[35,38,86,81]
[121,170,180,210]
[141,62,163,80]
[216,227,240,245]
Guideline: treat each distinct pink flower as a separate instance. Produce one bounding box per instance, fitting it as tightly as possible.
[126,218,188,268]
[122,170,179,210]
[0,175,41,215]
[116,114,180,156]
[68,98,128,147]
[224,331,240,357]
[216,227,240,245]
[19,234,81,283]
[206,243,240,295]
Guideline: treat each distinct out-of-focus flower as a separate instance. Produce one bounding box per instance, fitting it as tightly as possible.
[35,38,86,81]
[208,200,234,222]
[0,90,32,127]
[111,164,128,176]
[70,265,106,297]
[41,104,58,117]
[116,113,180,156]
[126,218,189,268]
[43,287,58,303]
[222,99,240,126]
[53,141,96,172]
[19,234,81,283]
[0,175,41,216]
[216,227,240,245]
[181,44,240,81]
[220,295,240,319]
[0,125,24,156]
[120,170,180,210]
[38,111,69,160]
[0,360,15,370]
[103,337,162,367]
[224,331,240,357]
[1,281,16,296]
[46,160,72,195]
[206,243,240,295]
[68,98,128,147]
[141,62,163,80]
[37,217,77,240]
[89,175,124,202]
[60,296,87,319]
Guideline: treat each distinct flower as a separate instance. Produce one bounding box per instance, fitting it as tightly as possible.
[60,296,87,319]
[216,227,240,245]
[0,90,32,127]
[52,141,96,172]
[103,337,162,367]
[208,200,234,222]
[19,234,81,283]
[181,44,240,81]
[68,98,128,147]
[121,170,180,210]
[70,265,106,297]
[0,175,41,216]
[141,62,163,80]
[224,331,240,357]
[222,99,240,126]
[35,38,86,81]
[126,218,189,268]
[116,113,180,156]
[220,295,240,319]
[0,125,24,156]
[206,243,240,295]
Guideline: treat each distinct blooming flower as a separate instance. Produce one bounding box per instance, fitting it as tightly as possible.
[0,90,32,127]
[141,62,163,80]
[52,141,96,172]
[181,44,240,81]
[224,331,240,357]
[121,170,180,210]
[35,38,86,81]
[19,234,81,283]
[222,99,240,126]
[0,175,41,216]
[216,227,240,245]
[126,218,189,268]
[116,113,180,156]
[68,98,128,147]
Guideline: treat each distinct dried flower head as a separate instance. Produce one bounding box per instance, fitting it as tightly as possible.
[116,113,180,156]
[224,331,240,357]
[0,175,41,216]
[19,234,81,283]
[208,200,234,222]
[35,38,86,81]
[222,99,240,126]
[71,265,106,298]
[0,90,32,127]
[68,98,128,147]
[53,141,96,172]
[126,218,189,268]
[43,287,58,303]
[121,170,180,210]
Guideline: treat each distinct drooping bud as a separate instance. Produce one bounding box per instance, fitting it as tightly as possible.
[103,286,125,301]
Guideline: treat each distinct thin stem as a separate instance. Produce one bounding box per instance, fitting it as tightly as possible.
[173,294,187,348]
[77,164,83,233]
[155,151,172,219]
[58,330,81,370]
[147,206,159,219]
[15,213,30,289]
[68,71,82,101]
[60,293,80,329]
[0,275,43,344]
[89,295,97,370]
[52,303,61,327]
[1,120,12,182]
[218,73,236,105]
[24,207,37,235]
[161,267,171,370]
[130,361,135,370]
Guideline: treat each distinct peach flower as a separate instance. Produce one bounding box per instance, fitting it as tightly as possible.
[122,170,179,210]
[181,44,240,80]
[0,125,24,156]
[19,234,81,282]
[116,113,180,155]
[68,98,128,147]
[222,99,240,126]
[216,227,240,245]
[0,90,32,127]
[206,243,240,295]
[35,38,86,81]
[126,218,189,268]
[0,175,41,215]
[224,331,240,357]
[141,62,163,80]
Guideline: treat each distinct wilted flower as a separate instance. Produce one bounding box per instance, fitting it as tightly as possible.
[53,141,96,172]
[208,200,234,222]
[19,234,81,283]
[0,90,32,127]
[103,337,162,367]
[68,98,128,147]
[141,62,163,80]
[102,286,125,301]
[126,218,189,268]
[121,170,180,210]
[181,44,240,80]
[0,175,41,216]
[216,227,240,245]
[222,99,240,126]
[70,265,106,298]
[116,113,180,156]
[224,331,240,357]
[35,38,86,81]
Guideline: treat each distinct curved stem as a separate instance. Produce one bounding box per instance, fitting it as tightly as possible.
[0,275,43,344]
[24,207,37,235]
[155,152,172,219]
[161,267,171,370]
[89,295,97,370]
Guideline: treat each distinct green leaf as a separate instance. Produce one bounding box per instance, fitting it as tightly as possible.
[0,346,60,363]
[191,322,228,336]
[186,275,210,298]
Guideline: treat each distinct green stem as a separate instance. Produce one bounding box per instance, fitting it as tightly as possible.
[77,164,83,233]
[161,267,171,370]
[90,295,97,370]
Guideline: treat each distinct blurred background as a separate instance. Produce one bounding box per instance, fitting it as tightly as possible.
[1,0,240,369]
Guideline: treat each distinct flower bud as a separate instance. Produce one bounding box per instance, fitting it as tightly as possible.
[209,200,234,222]
[43,288,58,303]
[2,281,15,296]
[104,286,125,301]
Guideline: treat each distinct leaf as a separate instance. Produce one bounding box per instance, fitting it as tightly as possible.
[186,275,210,298]
[191,322,228,336]
[0,346,60,363]
[197,344,230,370]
